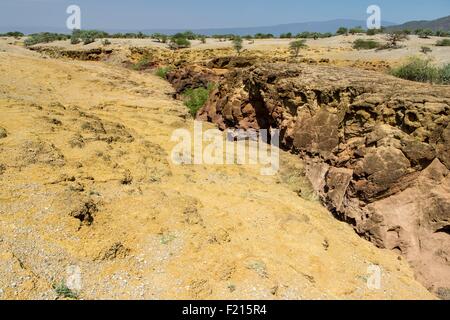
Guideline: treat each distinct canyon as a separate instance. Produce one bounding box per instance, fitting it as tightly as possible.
[0,36,448,299]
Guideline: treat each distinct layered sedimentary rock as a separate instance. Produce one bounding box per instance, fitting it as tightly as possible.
[166,57,258,97]
[29,46,114,60]
[198,63,450,294]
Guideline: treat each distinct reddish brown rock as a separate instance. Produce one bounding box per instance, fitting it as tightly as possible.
[199,62,450,294]
[166,64,222,96]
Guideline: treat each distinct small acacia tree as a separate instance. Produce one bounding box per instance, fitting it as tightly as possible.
[418,29,434,39]
[233,36,243,55]
[336,27,348,35]
[386,31,408,48]
[169,35,191,50]
[289,39,307,58]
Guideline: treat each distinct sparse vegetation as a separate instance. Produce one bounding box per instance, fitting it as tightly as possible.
[289,39,307,58]
[438,63,450,84]
[349,26,365,35]
[390,57,436,83]
[70,34,81,45]
[435,30,449,37]
[169,34,191,49]
[155,66,172,79]
[254,33,275,39]
[160,233,176,245]
[232,36,243,55]
[152,33,168,43]
[420,46,432,54]
[53,282,79,299]
[183,84,215,117]
[380,31,409,49]
[24,32,69,46]
[353,39,380,50]
[0,31,24,38]
[296,32,332,39]
[417,29,434,39]
[336,27,348,35]
[366,28,383,36]
[102,39,111,46]
[110,32,149,39]
[133,54,154,71]
[436,38,450,46]
[390,57,450,84]
[71,29,110,45]
[83,37,95,45]
[280,32,293,39]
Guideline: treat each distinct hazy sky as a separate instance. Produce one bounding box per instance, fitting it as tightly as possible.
[1,0,449,30]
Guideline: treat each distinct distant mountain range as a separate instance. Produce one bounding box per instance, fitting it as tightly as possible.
[140,19,396,36]
[2,16,449,36]
[386,15,450,32]
[0,19,395,36]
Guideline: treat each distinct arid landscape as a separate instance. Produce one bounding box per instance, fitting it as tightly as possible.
[0,8,449,301]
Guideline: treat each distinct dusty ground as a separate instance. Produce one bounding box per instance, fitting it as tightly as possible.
[28,34,450,67]
[0,39,437,300]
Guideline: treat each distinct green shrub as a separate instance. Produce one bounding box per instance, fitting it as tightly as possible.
[438,64,450,84]
[169,36,191,49]
[101,39,111,46]
[254,33,275,39]
[70,34,81,45]
[155,66,172,79]
[349,26,365,35]
[0,31,24,38]
[366,28,383,36]
[435,30,449,37]
[336,27,348,35]
[391,58,450,84]
[280,32,293,39]
[177,31,197,40]
[233,37,243,55]
[24,32,68,46]
[133,55,153,71]
[183,84,215,117]
[390,57,437,83]
[380,31,409,49]
[418,29,433,38]
[53,282,78,299]
[353,39,380,50]
[83,37,95,45]
[436,39,450,46]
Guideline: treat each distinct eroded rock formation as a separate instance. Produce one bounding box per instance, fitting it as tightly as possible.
[199,63,450,295]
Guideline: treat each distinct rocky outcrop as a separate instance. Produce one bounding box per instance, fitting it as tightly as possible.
[206,56,257,69]
[29,47,114,61]
[166,64,222,96]
[166,57,260,97]
[199,63,450,295]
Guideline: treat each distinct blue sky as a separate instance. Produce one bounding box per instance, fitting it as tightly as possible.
[0,0,449,30]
